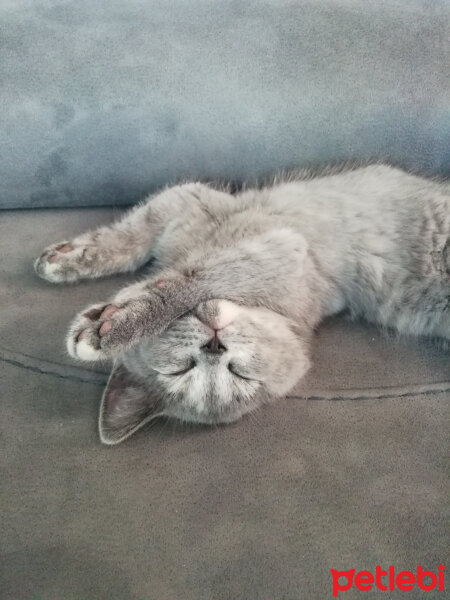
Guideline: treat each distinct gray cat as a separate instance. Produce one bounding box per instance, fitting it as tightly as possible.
[34,165,450,445]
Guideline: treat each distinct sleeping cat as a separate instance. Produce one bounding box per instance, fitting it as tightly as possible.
[34,165,450,445]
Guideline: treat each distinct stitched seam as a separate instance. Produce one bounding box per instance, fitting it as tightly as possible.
[288,387,450,402]
[1,353,449,400]
[0,356,106,386]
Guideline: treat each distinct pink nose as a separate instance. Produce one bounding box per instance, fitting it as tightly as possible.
[195,310,234,332]
[195,300,237,332]
[195,311,222,332]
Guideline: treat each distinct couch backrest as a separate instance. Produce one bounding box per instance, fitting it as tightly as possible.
[1,0,449,209]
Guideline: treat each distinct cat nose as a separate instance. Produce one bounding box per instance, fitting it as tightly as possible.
[201,332,227,354]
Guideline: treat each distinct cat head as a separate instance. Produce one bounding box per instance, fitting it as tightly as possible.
[99,300,310,444]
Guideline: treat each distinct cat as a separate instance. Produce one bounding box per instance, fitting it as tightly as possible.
[34,164,450,445]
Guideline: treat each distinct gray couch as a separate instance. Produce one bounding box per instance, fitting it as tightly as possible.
[1,2,449,599]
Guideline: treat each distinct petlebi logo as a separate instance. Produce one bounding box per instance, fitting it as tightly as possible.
[330,564,445,597]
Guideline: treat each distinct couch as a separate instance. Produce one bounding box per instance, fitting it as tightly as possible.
[1,2,448,598]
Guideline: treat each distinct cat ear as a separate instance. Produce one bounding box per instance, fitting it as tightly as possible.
[99,363,162,445]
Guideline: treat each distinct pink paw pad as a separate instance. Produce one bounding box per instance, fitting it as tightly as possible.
[49,243,73,262]
[99,321,112,336]
[98,305,120,336]
[100,305,120,319]
[76,329,89,342]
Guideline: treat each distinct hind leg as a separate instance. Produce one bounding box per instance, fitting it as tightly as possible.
[395,242,450,340]
[376,278,450,341]
[390,303,450,340]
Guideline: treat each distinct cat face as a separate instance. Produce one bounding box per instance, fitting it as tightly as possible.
[99,300,310,444]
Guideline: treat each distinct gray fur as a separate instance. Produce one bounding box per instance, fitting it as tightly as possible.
[34,165,450,444]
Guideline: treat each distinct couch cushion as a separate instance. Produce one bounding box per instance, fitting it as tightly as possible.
[2,360,448,599]
[1,209,448,397]
[1,0,449,209]
[1,209,449,599]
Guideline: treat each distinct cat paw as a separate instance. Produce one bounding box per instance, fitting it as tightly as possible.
[67,300,148,361]
[66,303,123,360]
[34,241,95,283]
[67,278,182,361]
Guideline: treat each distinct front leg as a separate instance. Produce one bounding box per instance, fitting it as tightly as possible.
[68,229,324,361]
[67,275,199,361]
[34,222,155,283]
[34,182,222,283]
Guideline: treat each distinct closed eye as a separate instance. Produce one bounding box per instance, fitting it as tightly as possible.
[164,361,196,377]
[228,363,253,381]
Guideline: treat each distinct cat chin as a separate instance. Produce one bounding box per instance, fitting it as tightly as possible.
[169,411,246,426]
[166,402,255,426]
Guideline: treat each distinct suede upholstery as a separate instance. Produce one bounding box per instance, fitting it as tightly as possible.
[1,1,449,598]
[1,0,449,209]
[1,209,449,599]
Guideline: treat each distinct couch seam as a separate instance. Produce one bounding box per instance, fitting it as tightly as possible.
[0,348,107,386]
[1,347,449,400]
[288,387,450,402]
[0,356,106,385]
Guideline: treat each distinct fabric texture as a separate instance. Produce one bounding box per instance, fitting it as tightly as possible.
[1,208,449,599]
[1,0,449,209]
[2,1,449,596]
